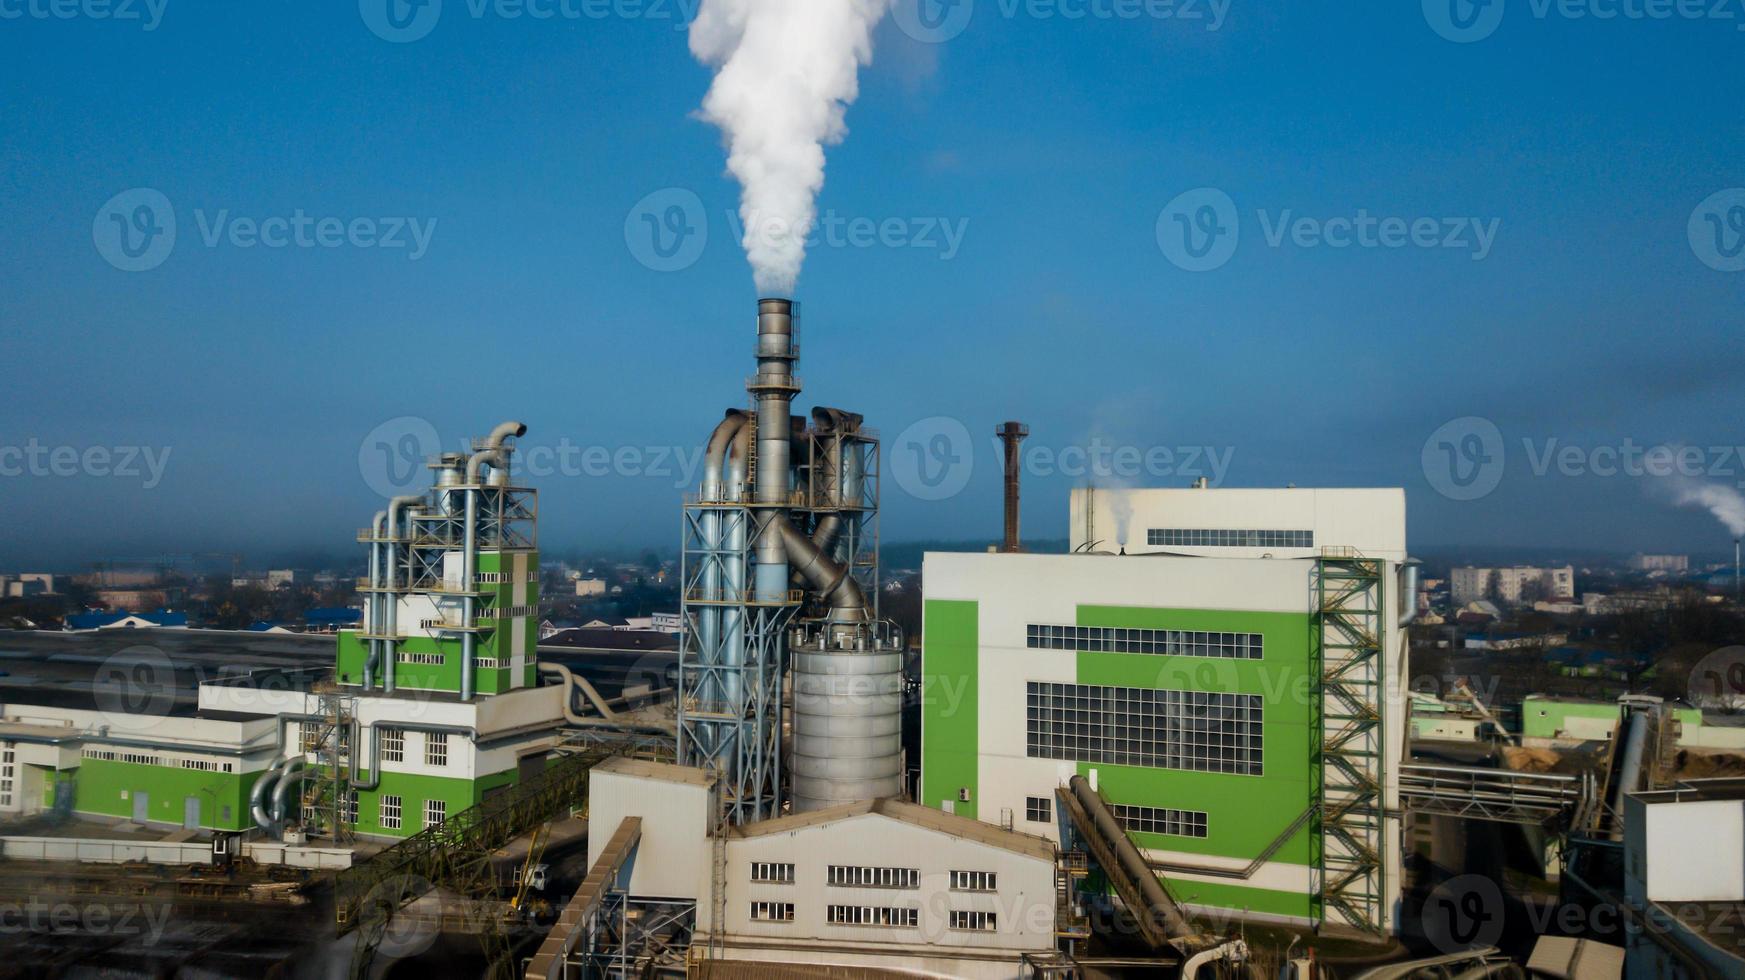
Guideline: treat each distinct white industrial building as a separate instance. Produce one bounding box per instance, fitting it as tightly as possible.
[585,758,1060,978]
[925,486,1414,936]
[1622,780,1745,977]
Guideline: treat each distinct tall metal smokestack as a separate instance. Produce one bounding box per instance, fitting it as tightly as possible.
[997,421,1029,553]
[1736,537,1741,603]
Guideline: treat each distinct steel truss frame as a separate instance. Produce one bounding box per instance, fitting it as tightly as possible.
[335,749,605,979]
[1310,549,1388,936]
[676,502,797,828]
[579,895,695,979]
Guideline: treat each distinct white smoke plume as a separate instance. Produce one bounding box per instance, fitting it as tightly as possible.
[1674,480,1745,538]
[689,0,891,296]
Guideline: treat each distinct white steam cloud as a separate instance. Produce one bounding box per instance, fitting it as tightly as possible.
[689,0,891,296]
[1674,480,1745,538]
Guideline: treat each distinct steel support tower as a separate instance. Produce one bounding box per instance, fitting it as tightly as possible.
[676,483,798,827]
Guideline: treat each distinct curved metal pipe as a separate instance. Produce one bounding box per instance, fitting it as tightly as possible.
[249,757,290,833]
[778,519,866,620]
[363,511,387,691]
[465,421,527,483]
[538,662,618,722]
[270,759,309,827]
[704,411,750,500]
[461,422,526,702]
[383,494,425,695]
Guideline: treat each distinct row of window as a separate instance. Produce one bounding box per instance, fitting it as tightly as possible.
[399,651,445,665]
[750,862,794,884]
[474,571,536,584]
[949,870,997,892]
[480,604,536,620]
[1111,803,1210,839]
[0,748,14,809]
[1149,528,1314,549]
[828,865,919,889]
[758,905,993,932]
[827,905,920,928]
[1025,682,1264,776]
[80,748,234,773]
[1026,624,1262,660]
[752,864,996,892]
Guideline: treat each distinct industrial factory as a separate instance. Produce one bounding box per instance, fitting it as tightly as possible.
[0,301,1735,979]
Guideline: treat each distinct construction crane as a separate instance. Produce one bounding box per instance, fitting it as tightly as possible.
[508,822,553,922]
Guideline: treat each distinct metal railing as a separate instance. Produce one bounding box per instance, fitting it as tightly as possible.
[1399,763,1583,825]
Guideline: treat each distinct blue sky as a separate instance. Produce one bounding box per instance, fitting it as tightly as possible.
[2,0,1742,568]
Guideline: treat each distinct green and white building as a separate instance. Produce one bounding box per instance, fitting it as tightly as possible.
[921,487,1413,936]
[0,424,569,842]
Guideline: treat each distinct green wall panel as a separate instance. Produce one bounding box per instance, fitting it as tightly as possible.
[921,599,979,820]
[70,759,261,832]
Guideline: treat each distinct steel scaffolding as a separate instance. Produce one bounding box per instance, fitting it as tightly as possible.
[1310,549,1388,935]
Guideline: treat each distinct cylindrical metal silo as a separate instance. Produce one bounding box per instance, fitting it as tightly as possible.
[790,643,904,811]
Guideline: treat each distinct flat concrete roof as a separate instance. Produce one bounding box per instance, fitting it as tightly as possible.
[592,756,717,788]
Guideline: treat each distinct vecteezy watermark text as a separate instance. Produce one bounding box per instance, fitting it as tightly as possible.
[891,0,1229,44]
[94,188,437,273]
[622,187,969,273]
[1424,0,1745,43]
[361,0,703,43]
[1156,189,1501,272]
[0,899,175,945]
[0,0,167,30]
[1421,416,1745,501]
[0,440,171,489]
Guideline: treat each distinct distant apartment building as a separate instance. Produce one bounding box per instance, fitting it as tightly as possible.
[1583,591,1678,615]
[1449,565,1575,604]
[265,569,299,589]
[1630,553,1689,573]
[574,577,607,597]
[94,588,173,610]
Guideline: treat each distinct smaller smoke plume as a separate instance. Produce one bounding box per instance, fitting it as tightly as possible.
[1107,487,1135,549]
[1675,480,1745,538]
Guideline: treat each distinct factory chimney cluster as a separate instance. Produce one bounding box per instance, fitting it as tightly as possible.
[678,299,903,822]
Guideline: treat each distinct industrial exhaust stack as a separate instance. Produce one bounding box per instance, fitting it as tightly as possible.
[677,299,902,822]
[997,421,1029,553]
